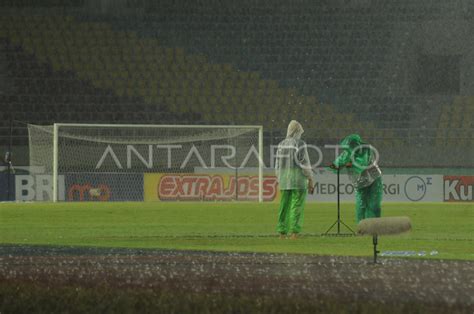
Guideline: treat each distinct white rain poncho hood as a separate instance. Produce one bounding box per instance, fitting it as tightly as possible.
[286,120,304,140]
[275,120,313,190]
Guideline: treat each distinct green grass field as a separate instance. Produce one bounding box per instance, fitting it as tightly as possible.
[1,202,473,260]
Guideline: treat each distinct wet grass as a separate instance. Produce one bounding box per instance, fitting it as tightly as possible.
[1,202,473,260]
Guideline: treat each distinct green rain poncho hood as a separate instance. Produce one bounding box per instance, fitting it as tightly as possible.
[334,134,370,174]
[333,134,382,189]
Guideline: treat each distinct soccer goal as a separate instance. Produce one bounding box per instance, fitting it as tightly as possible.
[28,123,265,203]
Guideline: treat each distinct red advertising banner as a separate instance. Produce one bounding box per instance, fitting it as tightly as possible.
[444,176,474,202]
[145,173,278,201]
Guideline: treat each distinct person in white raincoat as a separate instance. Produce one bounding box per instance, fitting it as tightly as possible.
[275,120,314,239]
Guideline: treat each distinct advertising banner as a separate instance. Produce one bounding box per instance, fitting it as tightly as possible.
[144,173,278,201]
[0,173,15,201]
[65,173,144,201]
[444,176,474,202]
[13,170,471,204]
[15,174,65,201]
[307,168,443,202]
[14,173,143,202]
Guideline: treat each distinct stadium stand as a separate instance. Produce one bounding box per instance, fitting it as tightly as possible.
[0,0,473,167]
[0,15,376,132]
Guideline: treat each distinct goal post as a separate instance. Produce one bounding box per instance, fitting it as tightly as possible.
[28,123,265,203]
[52,123,59,202]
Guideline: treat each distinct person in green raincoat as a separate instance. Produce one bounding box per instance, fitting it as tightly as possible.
[330,134,383,223]
[275,120,314,239]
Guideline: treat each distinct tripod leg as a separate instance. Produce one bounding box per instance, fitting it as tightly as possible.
[373,235,379,264]
[337,167,340,234]
[340,220,356,234]
[323,220,338,235]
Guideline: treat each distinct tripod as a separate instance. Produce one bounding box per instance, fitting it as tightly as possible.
[322,167,355,236]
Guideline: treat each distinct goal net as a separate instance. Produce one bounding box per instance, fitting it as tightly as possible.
[28,124,265,202]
